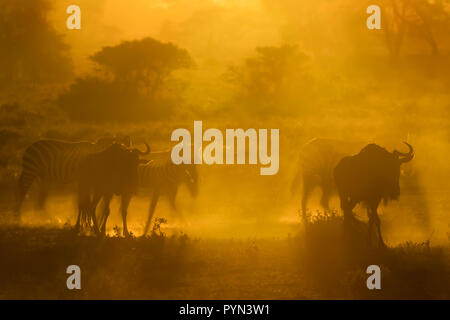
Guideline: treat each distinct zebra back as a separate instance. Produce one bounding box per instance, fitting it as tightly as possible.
[21,139,111,185]
[138,156,198,196]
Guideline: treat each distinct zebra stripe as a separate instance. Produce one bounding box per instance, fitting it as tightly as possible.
[138,154,198,236]
[21,140,96,183]
[138,157,191,190]
[15,137,123,214]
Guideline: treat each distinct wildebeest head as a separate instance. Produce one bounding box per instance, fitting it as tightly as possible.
[116,143,151,193]
[388,142,414,199]
[95,135,132,149]
[92,142,151,195]
[360,142,414,201]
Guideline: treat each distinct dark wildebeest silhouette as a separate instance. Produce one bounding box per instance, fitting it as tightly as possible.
[334,142,414,247]
[291,138,363,220]
[138,151,199,236]
[15,135,130,217]
[76,142,150,236]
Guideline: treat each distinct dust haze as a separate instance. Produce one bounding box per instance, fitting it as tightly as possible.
[0,0,449,299]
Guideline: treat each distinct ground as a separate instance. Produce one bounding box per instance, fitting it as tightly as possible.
[0,213,448,299]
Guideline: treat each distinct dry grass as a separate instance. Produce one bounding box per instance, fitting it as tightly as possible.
[0,212,448,299]
[292,211,450,299]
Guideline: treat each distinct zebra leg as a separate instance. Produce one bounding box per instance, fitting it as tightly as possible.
[168,187,178,211]
[169,187,187,222]
[35,182,49,211]
[320,183,331,212]
[290,169,302,196]
[143,190,160,237]
[301,178,313,222]
[121,194,132,237]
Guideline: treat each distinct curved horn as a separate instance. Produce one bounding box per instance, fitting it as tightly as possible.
[135,143,151,155]
[394,142,414,163]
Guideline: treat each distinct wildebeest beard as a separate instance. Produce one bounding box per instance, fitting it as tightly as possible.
[383,193,398,205]
[382,179,400,204]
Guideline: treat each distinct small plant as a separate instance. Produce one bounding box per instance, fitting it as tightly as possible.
[63,219,72,230]
[113,225,121,238]
[151,217,168,238]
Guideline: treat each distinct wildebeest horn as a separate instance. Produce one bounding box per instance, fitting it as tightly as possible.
[394,142,414,163]
[135,143,150,155]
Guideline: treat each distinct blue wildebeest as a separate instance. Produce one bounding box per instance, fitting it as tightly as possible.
[334,142,414,247]
[76,142,150,236]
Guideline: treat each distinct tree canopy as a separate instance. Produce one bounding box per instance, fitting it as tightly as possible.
[59,37,194,122]
[225,44,311,113]
[0,0,72,85]
[90,37,194,95]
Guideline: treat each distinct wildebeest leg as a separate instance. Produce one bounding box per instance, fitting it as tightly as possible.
[340,194,360,245]
[121,194,132,237]
[75,196,81,232]
[76,204,90,232]
[143,190,160,237]
[87,193,102,235]
[339,193,357,222]
[368,200,385,247]
[75,205,82,232]
[75,186,89,232]
[99,194,112,235]
[366,205,375,246]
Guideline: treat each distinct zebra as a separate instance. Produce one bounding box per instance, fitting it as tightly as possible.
[138,151,199,236]
[15,135,130,217]
[291,138,364,220]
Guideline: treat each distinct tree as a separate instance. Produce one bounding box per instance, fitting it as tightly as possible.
[58,38,194,122]
[225,45,310,113]
[381,0,450,57]
[0,0,72,86]
[90,37,194,97]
